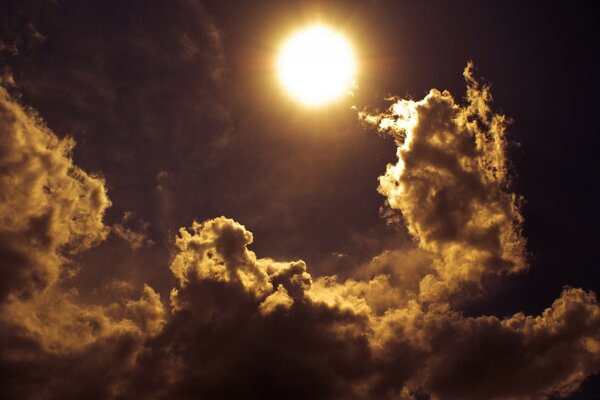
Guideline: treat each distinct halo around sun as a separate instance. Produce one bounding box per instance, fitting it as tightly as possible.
[277,25,356,106]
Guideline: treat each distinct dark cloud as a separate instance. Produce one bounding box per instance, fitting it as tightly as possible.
[368,287,600,400]
[123,217,373,400]
[123,215,600,400]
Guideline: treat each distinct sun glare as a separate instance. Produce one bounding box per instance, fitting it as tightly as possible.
[277,25,356,106]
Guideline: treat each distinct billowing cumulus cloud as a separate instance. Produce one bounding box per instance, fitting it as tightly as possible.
[368,287,600,400]
[123,217,373,400]
[360,63,526,302]
[0,84,110,303]
[1,54,599,400]
[121,215,599,400]
[0,82,165,399]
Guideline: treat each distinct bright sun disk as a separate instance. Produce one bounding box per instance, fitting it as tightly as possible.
[277,25,356,106]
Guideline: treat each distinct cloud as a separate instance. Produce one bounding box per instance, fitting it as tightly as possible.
[125,216,373,400]
[116,212,599,400]
[0,82,164,399]
[1,0,234,243]
[360,62,526,302]
[370,287,600,400]
[1,60,599,400]
[112,211,154,250]
[0,84,110,303]
[121,215,600,400]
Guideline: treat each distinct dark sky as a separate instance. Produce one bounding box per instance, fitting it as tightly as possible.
[1,1,599,399]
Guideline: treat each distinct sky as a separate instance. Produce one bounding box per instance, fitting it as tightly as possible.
[1,1,599,399]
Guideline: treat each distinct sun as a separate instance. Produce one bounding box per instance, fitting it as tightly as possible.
[277,24,356,106]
